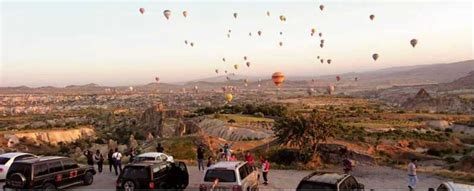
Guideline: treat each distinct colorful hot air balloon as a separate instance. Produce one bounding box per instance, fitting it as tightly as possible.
[163,10,171,20]
[372,53,379,61]
[320,43,324,48]
[234,64,239,70]
[222,58,226,62]
[266,11,270,16]
[233,13,238,19]
[225,93,233,102]
[410,39,418,48]
[246,62,250,67]
[183,11,188,18]
[318,32,322,37]
[184,40,188,45]
[272,72,285,87]
[139,8,145,14]
[258,31,262,36]
[320,39,325,44]
[320,59,324,63]
[320,5,325,11]
[336,76,341,81]
[327,85,335,95]
[279,42,283,46]
[215,69,219,74]
[370,14,375,21]
[327,59,332,64]
[190,42,194,47]
[311,28,316,36]
[279,15,286,22]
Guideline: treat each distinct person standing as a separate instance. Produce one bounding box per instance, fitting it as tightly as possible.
[107,149,115,173]
[129,147,137,163]
[197,145,205,171]
[408,158,418,191]
[156,143,164,153]
[94,150,104,173]
[261,158,270,185]
[245,152,255,167]
[207,156,214,167]
[84,150,94,167]
[112,148,123,175]
[229,154,237,161]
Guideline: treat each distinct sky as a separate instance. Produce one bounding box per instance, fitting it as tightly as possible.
[1,0,473,87]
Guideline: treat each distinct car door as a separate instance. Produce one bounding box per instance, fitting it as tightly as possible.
[48,160,68,187]
[176,162,189,188]
[61,159,81,185]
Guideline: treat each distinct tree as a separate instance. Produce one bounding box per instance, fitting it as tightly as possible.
[273,111,339,156]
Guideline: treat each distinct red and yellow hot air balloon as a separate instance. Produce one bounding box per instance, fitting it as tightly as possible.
[225,93,233,102]
[272,72,285,87]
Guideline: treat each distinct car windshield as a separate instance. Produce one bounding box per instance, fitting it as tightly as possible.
[297,182,337,191]
[7,163,31,177]
[135,156,156,162]
[204,169,236,182]
[0,157,11,165]
[121,166,149,179]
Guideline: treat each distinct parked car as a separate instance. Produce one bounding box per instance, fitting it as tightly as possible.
[133,152,174,163]
[435,181,474,191]
[3,156,96,190]
[200,161,259,191]
[0,152,37,180]
[116,160,189,191]
[296,171,364,191]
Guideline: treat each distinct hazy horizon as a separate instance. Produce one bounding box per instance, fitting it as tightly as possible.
[1,0,473,87]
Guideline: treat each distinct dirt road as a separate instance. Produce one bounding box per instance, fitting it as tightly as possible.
[1,165,445,190]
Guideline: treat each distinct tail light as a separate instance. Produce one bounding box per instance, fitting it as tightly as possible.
[149,182,155,189]
[0,168,3,172]
[199,184,207,191]
[232,185,242,191]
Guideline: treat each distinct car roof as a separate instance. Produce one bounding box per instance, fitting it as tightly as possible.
[209,161,245,169]
[137,152,166,158]
[303,172,349,185]
[13,156,67,164]
[0,152,35,158]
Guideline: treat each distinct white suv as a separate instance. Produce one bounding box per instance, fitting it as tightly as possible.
[200,161,259,191]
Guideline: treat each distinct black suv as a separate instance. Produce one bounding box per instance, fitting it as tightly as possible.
[3,156,96,190]
[116,161,189,191]
[296,172,365,191]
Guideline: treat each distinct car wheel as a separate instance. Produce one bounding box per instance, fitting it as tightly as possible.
[43,182,57,191]
[83,171,94,185]
[123,180,136,191]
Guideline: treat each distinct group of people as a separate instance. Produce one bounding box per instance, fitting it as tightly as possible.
[83,148,126,176]
[196,143,271,185]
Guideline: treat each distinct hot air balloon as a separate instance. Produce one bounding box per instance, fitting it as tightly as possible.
[228,29,232,33]
[327,59,332,64]
[320,59,324,63]
[226,76,230,80]
[215,69,219,74]
[222,58,226,62]
[244,56,247,60]
[318,33,322,37]
[249,32,252,36]
[272,72,285,87]
[279,15,286,22]
[336,76,341,81]
[320,39,325,44]
[234,64,239,70]
[372,53,379,61]
[258,31,262,36]
[311,28,316,36]
[233,13,238,19]
[225,93,233,102]
[369,14,375,21]
[279,31,283,35]
[163,10,171,20]
[190,42,194,47]
[184,40,188,45]
[327,85,335,95]
[139,8,145,14]
[183,11,188,18]
[279,41,283,46]
[155,77,160,82]
[317,56,320,59]
[320,5,325,11]
[320,43,324,48]
[266,11,270,16]
[227,34,230,38]
[225,70,228,74]
[246,62,250,67]
[410,39,418,48]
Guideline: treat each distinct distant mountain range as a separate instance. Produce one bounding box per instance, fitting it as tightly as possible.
[1,60,473,93]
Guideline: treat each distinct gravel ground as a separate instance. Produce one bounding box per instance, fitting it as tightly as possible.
[1,165,445,190]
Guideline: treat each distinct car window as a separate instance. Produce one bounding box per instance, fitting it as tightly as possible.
[122,166,149,179]
[34,163,49,176]
[152,164,168,178]
[135,156,155,162]
[340,176,358,191]
[204,169,236,182]
[297,182,336,191]
[48,161,63,173]
[178,162,187,172]
[7,163,31,178]
[239,165,249,180]
[62,159,79,170]
[0,157,11,165]
[437,184,448,191]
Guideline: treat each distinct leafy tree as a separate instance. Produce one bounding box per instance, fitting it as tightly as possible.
[273,111,339,156]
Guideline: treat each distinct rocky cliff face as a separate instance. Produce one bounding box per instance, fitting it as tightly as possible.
[199,119,273,141]
[402,88,473,113]
[1,126,95,147]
